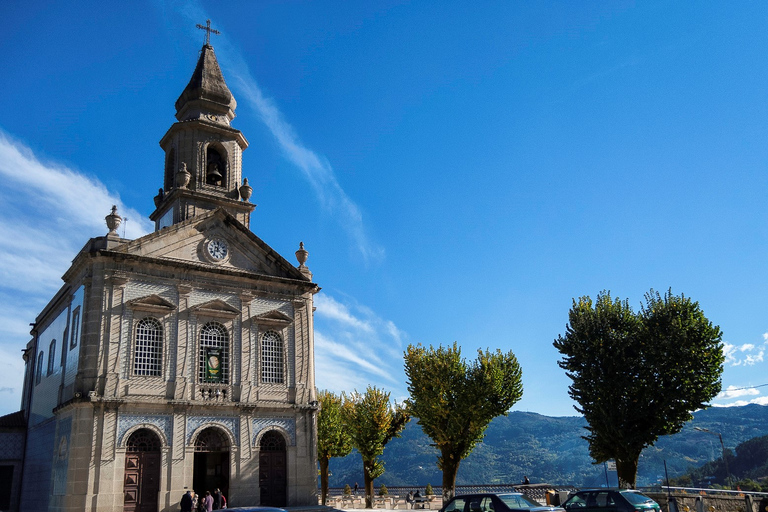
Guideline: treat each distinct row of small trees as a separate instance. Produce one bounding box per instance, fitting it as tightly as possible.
[318,344,524,506]
[319,289,725,506]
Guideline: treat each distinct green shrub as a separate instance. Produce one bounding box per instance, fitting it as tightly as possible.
[344,484,351,495]
[425,483,434,495]
[379,484,388,496]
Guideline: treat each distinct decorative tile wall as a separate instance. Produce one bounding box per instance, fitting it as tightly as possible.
[186,415,240,446]
[252,417,296,446]
[117,413,173,447]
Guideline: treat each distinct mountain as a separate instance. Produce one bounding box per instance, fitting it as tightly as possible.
[327,404,768,488]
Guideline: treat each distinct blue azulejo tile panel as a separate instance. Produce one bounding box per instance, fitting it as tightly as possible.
[252,417,296,446]
[186,416,240,446]
[117,414,173,447]
[52,417,71,495]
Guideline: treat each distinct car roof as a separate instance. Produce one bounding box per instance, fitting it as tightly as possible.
[455,493,526,497]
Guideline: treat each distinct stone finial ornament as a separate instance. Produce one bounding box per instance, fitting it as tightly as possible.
[105,205,122,236]
[239,178,253,202]
[176,162,191,188]
[295,242,308,268]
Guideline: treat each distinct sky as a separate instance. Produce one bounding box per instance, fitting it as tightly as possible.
[1,1,767,418]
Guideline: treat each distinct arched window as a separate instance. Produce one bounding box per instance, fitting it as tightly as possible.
[36,351,43,385]
[194,427,229,452]
[164,149,176,192]
[260,430,286,451]
[47,340,56,375]
[199,322,228,383]
[205,146,226,186]
[134,318,163,376]
[261,331,284,384]
[126,428,162,452]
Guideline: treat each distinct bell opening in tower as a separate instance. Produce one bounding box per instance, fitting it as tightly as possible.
[206,146,226,187]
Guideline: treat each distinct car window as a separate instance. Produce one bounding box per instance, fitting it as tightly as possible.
[468,498,484,512]
[621,493,654,506]
[500,495,539,510]
[481,497,495,512]
[565,494,587,509]
[446,498,468,512]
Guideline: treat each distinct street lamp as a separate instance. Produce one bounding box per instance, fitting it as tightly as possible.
[693,427,731,488]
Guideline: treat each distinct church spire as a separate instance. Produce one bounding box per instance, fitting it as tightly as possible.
[175,42,237,124]
[151,32,254,232]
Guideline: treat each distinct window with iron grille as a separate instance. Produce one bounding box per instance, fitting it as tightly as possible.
[261,330,284,384]
[134,318,163,377]
[199,322,228,384]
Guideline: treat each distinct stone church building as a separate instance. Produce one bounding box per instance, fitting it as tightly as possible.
[3,38,320,511]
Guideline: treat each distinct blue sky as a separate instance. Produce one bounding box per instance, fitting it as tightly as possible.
[1,1,767,418]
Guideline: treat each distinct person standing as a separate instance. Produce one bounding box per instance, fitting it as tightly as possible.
[180,491,193,512]
[203,491,213,512]
[213,488,225,509]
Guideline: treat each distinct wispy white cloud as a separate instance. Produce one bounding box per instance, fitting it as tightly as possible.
[231,72,384,265]
[712,396,768,408]
[0,130,153,414]
[716,385,760,400]
[722,335,767,367]
[314,292,407,395]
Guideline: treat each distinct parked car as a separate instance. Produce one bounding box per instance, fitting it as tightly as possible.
[441,493,565,512]
[562,490,660,512]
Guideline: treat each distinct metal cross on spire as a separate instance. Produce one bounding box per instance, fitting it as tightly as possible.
[196,19,220,46]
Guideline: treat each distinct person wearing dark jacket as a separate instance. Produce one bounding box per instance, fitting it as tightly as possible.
[213,488,226,509]
[180,491,193,512]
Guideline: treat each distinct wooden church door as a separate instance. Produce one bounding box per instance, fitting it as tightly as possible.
[124,429,161,512]
[259,430,287,506]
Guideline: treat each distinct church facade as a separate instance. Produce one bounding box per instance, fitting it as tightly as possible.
[11,39,320,512]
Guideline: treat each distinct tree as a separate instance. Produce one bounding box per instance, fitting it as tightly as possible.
[404,342,524,501]
[343,386,409,508]
[317,390,352,505]
[553,289,724,488]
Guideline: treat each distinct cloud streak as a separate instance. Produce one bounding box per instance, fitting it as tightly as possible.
[0,130,153,414]
[314,292,407,396]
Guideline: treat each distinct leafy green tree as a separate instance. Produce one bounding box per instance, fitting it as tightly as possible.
[318,390,353,505]
[404,342,524,501]
[343,386,409,508]
[553,289,724,488]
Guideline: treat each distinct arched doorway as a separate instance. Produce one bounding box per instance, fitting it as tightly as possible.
[124,429,161,512]
[193,427,230,500]
[259,430,286,506]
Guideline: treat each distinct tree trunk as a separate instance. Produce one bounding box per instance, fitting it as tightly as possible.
[320,457,329,505]
[616,457,639,489]
[441,448,461,502]
[363,459,375,509]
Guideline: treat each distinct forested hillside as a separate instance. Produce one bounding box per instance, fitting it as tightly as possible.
[327,404,768,488]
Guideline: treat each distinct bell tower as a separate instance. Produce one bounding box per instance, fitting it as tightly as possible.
[151,32,255,231]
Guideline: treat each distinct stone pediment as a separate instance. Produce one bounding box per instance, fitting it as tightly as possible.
[252,310,293,328]
[193,299,240,319]
[128,295,176,314]
[109,209,309,282]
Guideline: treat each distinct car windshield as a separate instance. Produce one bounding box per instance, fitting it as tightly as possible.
[621,493,654,506]
[499,494,542,509]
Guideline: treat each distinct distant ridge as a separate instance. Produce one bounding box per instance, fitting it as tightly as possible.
[327,404,768,487]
